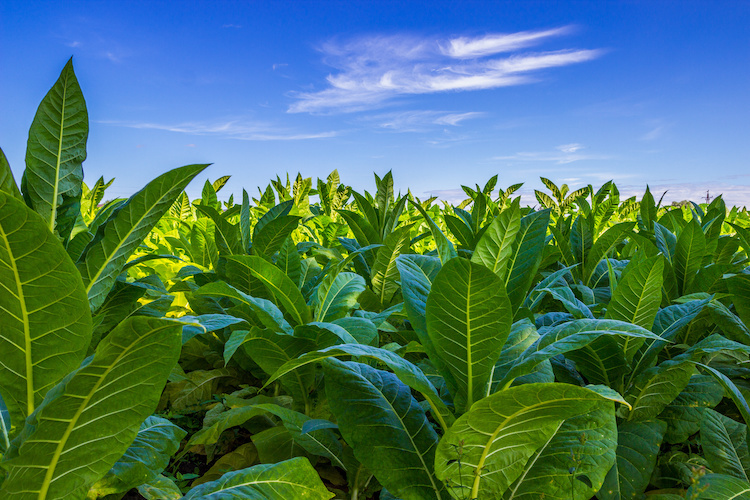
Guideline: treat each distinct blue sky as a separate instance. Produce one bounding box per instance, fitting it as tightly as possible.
[1,1,749,206]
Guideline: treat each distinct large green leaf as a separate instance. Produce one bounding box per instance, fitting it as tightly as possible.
[502,405,617,500]
[21,58,87,239]
[598,420,667,500]
[497,319,664,390]
[371,224,412,307]
[471,200,521,281]
[237,327,317,408]
[261,343,454,430]
[0,147,21,198]
[728,274,750,331]
[426,257,512,412]
[324,359,447,500]
[89,416,186,497]
[0,317,181,499]
[685,473,750,499]
[660,374,723,444]
[252,215,300,258]
[182,457,334,499]
[674,219,707,295]
[0,193,92,430]
[505,209,550,312]
[225,255,311,325]
[701,408,750,482]
[434,383,619,499]
[411,200,457,264]
[621,360,694,422]
[582,222,635,286]
[78,163,209,310]
[315,272,366,322]
[605,254,664,330]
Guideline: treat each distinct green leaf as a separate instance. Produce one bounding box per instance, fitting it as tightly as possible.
[182,457,334,499]
[435,383,619,500]
[598,420,667,500]
[426,257,512,412]
[701,409,750,482]
[262,343,454,430]
[0,317,181,500]
[78,163,209,311]
[225,255,311,325]
[371,224,413,307]
[674,219,707,295]
[621,360,694,422]
[239,328,317,408]
[89,416,186,496]
[252,215,301,257]
[660,374,723,444]
[0,193,92,430]
[471,199,521,281]
[499,319,664,390]
[0,147,21,198]
[605,254,664,330]
[277,236,301,287]
[410,199,457,264]
[582,221,635,286]
[251,403,344,469]
[502,405,617,500]
[316,272,366,322]
[685,473,750,499]
[728,274,750,331]
[21,58,88,239]
[194,281,292,334]
[324,359,447,500]
[491,320,552,390]
[505,209,551,312]
[137,475,182,500]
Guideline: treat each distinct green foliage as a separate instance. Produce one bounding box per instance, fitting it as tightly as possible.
[3,58,750,500]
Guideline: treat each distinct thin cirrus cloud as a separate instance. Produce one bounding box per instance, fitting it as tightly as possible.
[366,110,486,131]
[289,27,602,113]
[493,143,611,164]
[100,119,338,141]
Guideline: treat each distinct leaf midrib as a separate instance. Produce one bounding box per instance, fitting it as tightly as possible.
[50,73,68,233]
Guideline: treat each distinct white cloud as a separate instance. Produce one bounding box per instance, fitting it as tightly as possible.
[442,27,571,58]
[289,29,602,113]
[557,143,583,153]
[100,119,338,141]
[492,144,610,164]
[366,110,485,131]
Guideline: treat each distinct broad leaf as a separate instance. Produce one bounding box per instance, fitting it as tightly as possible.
[324,359,447,500]
[225,255,311,325]
[89,416,186,496]
[471,200,521,281]
[371,224,412,307]
[505,209,550,312]
[0,147,21,198]
[22,58,87,240]
[182,457,334,499]
[435,383,619,499]
[502,405,617,500]
[598,420,667,500]
[701,409,750,482]
[674,219,706,295]
[621,360,694,422]
[315,271,366,322]
[426,257,512,412]
[0,193,92,430]
[0,317,181,499]
[605,254,664,330]
[685,473,750,499]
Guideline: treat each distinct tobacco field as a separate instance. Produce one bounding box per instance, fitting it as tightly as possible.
[3,60,750,500]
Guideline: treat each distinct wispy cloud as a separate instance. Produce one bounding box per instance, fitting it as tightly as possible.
[492,143,611,164]
[640,120,671,141]
[289,27,602,113]
[222,24,242,29]
[365,110,485,132]
[101,119,338,141]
